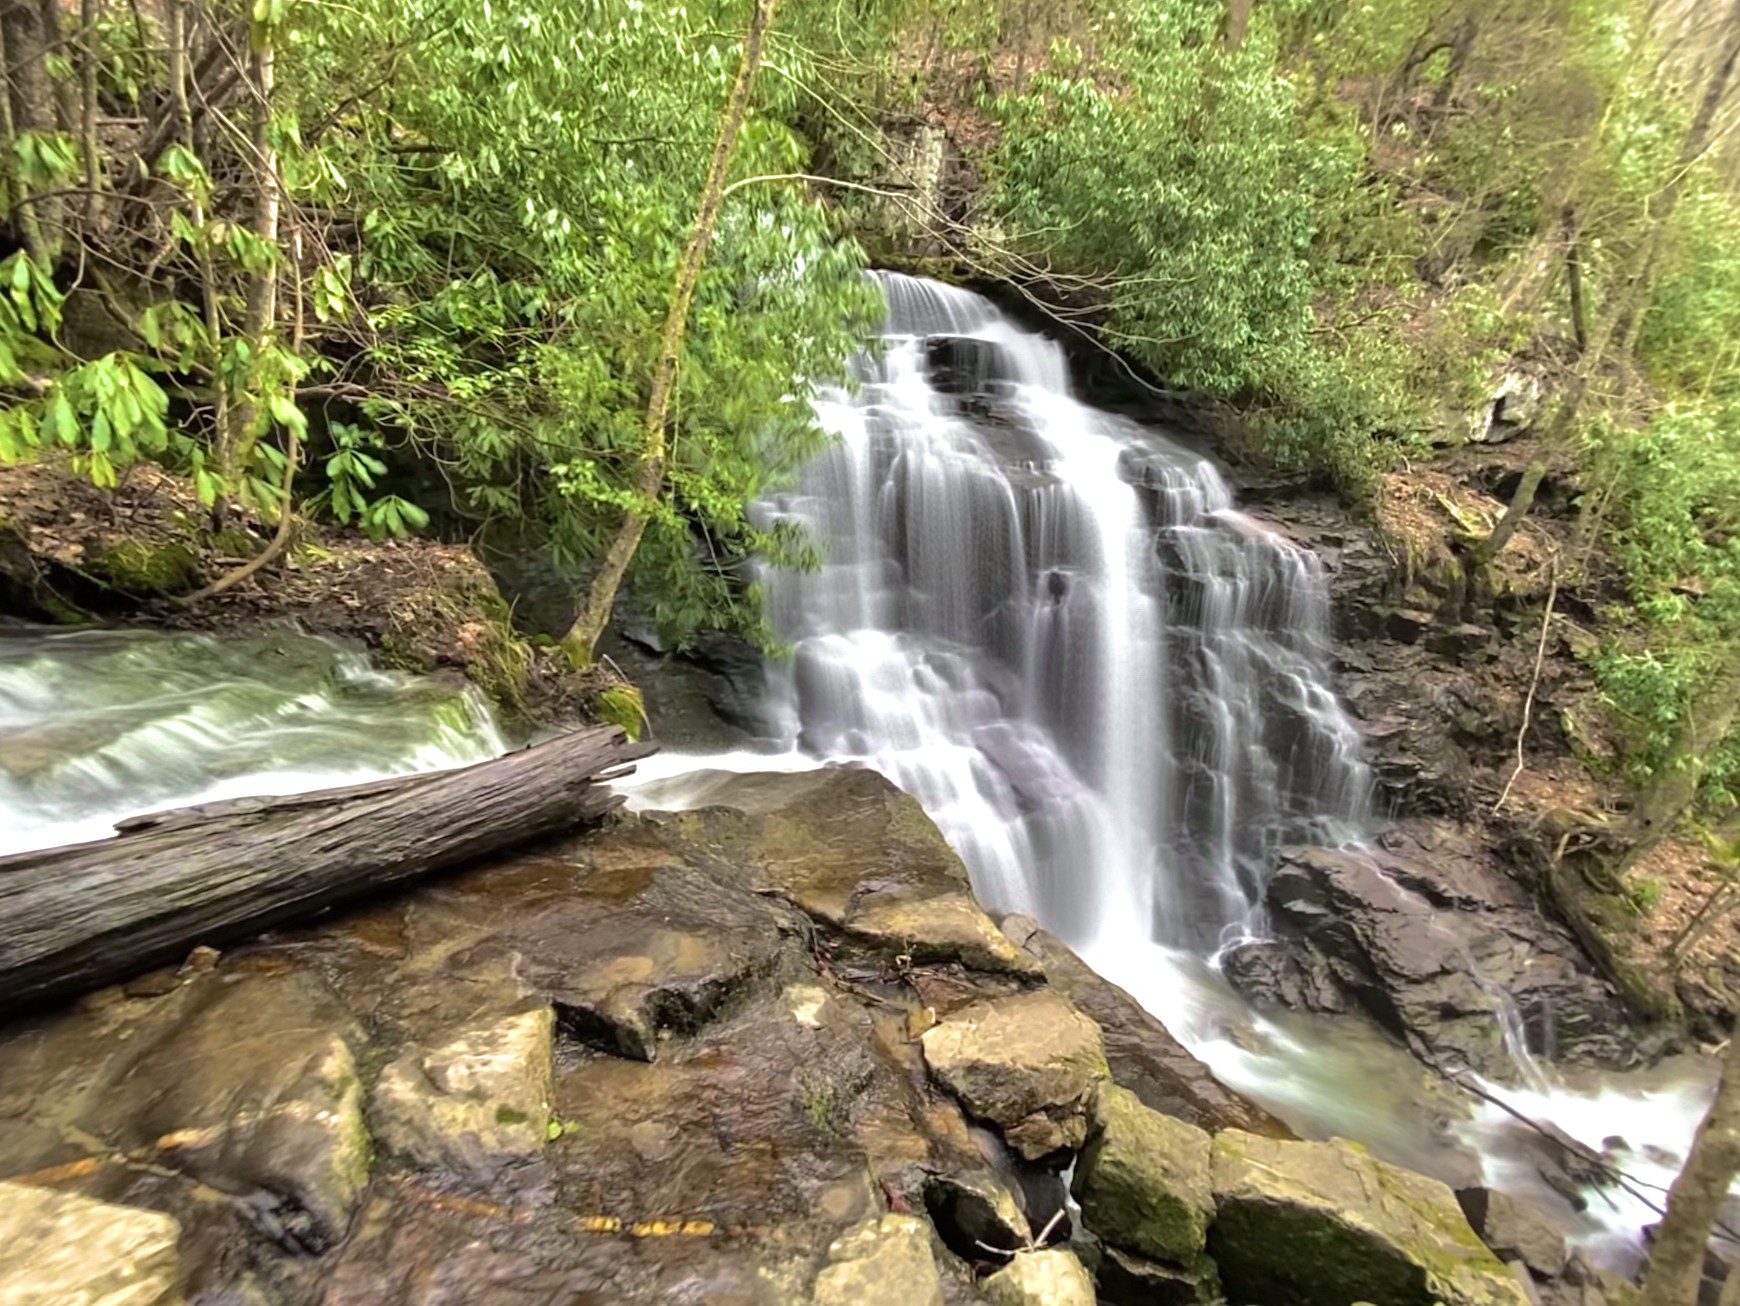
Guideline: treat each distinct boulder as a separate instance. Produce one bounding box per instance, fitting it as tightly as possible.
[1023,929,1288,1134]
[1209,1131,1531,1306]
[811,1214,944,1306]
[1072,1083,1214,1263]
[371,1006,554,1174]
[923,1170,1032,1258]
[109,971,370,1251]
[1457,1187,1571,1280]
[1094,1244,1218,1305]
[846,890,1041,977]
[919,991,1108,1160]
[0,1183,182,1305]
[1227,833,1634,1078]
[982,1249,1097,1306]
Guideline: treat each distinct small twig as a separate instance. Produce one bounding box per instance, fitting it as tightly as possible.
[1495,559,1560,814]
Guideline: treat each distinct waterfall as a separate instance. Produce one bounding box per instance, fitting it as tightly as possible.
[757,272,1370,956]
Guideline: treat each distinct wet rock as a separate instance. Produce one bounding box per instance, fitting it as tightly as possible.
[1228,835,1633,1078]
[1219,938,1347,1015]
[1022,929,1286,1134]
[647,766,967,921]
[1073,1083,1214,1264]
[110,971,370,1252]
[920,991,1108,1160]
[513,858,791,1060]
[0,1182,182,1305]
[370,1005,553,1174]
[1209,1130,1530,1306]
[982,1248,1096,1306]
[924,1169,1032,1258]
[811,1213,945,1306]
[1093,1244,1218,1305]
[846,890,1041,977]
[1457,1187,1571,1280]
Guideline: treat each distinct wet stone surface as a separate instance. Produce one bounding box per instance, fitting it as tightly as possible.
[0,766,1577,1306]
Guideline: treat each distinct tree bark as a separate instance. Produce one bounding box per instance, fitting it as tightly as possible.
[1224,0,1254,51]
[1638,1034,1740,1306]
[560,0,780,665]
[1626,643,1740,859]
[0,726,655,1015]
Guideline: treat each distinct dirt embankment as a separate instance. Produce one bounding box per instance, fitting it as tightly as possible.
[0,458,624,730]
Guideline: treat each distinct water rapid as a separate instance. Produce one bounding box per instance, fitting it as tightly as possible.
[0,625,507,857]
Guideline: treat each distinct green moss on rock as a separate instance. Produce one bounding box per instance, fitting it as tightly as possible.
[1072,1083,1215,1264]
[89,538,200,595]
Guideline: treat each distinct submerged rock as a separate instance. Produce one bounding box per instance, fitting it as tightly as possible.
[810,1214,945,1306]
[370,1005,553,1174]
[919,991,1108,1160]
[982,1248,1097,1306]
[1209,1130,1530,1306]
[1072,1083,1215,1264]
[0,1183,182,1305]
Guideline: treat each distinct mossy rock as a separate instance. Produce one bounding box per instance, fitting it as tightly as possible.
[1208,1131,1529,1306]
[88,538,201,596]
[1072,1083,1215,1264]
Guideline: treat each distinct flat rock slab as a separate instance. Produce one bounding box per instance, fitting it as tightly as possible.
[920,990,1108,1160]
[0,1182,182,1305]
[1209,1130,1530,1306]
[649,767,1036,974]
[371,1005,553,1174]
[811,1214,944,1306]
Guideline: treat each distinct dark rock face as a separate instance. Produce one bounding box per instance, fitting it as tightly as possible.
[1222,825,1637,1078]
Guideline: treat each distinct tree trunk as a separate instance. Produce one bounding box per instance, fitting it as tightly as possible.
[1564,206,1589,352]
[561,0,780,665]
[0,727,654,1015]
[1638,1034,1740,1306]
[1626,643,1740,859]
[1224,0,1254,51]
[1466,460,1547,567]
[1468,2,1740,569]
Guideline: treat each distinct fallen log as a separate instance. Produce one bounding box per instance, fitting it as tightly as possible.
[0,726,655,1015]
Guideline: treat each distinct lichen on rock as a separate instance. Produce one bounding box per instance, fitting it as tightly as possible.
[1208,1130,1530,1306]
[1072,1082,1215,1264]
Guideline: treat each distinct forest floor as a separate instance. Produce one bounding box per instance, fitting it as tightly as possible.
[0,457,609,727]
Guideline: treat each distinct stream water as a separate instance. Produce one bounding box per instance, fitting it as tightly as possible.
[0,274,1720,1272]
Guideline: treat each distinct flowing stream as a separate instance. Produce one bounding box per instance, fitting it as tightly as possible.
[0,275,1720,1272]
[0,625,506,857]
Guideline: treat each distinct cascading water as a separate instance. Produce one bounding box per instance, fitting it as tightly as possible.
[0,625,507,856]
[627,272,1722,1267]
[759,273,1369,954]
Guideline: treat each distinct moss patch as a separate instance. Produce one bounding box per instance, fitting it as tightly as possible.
[89,538,201,596]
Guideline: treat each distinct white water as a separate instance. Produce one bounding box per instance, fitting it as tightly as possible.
[0,625,507,856]
[625,273,1723,1269]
